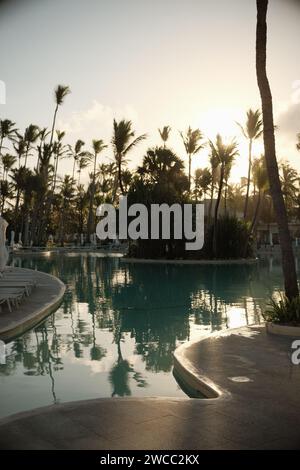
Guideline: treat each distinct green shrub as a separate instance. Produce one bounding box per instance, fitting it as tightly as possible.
[201,216,253,259]
[263,293,300,325]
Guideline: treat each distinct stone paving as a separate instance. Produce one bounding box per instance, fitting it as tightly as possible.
[0,325,299,449]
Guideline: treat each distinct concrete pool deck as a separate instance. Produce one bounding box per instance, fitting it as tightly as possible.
[0,325,300,449]
[0,268,65,342]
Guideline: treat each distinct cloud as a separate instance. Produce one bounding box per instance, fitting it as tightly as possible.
[58,100,139,147]
[277,101,300,140]
[56,100,144,180]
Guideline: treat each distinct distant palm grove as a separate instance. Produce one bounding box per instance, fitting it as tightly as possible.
[1,84,300,259]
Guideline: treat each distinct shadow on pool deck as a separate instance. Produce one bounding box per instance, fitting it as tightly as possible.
[0,325,299,449]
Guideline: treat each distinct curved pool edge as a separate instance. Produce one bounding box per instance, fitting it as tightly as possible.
[173,333,232,400]
[0,268,66,342]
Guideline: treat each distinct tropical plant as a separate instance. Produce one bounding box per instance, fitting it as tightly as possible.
[237,109,263,219]
[209,135,239,257]
[193,167,212,202]
[49,85,70,149]
[180,126,205,192]
[23,124,40,167]
[158,126,171,147]
[112,119,146,195]
[263,293,300,325]
[256,0,298,300]
[280,162,299,216]
[68,139,86,180]
[250,156,268,234]
[1,154,16,180]
[87,139,107,242]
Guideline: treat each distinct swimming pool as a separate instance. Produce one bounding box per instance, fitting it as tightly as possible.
[0,253,289,418]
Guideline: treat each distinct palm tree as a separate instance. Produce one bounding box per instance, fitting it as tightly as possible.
[87,139,107,242]
[52,130,68,191]
[68,139,85,180]
[209,134,239,257]
[112,119,146,195]
[158,126,171,147]
[180,126,205,193]
[280,162,299,216]
[1,153,16,180]
[256,0,298,300]
[77,154,90,185]
[13,137,26,168]
[0,180,12,212]
[250,156,268,234]
[11,166,31,226]
[237,109,263,219]
[23,124,40,167]
[49,85,70,149]
[36,128,50,170]
[193,167,212,202]
[58,175,75,246]
[208,151,220,223]
[0,119,18,177]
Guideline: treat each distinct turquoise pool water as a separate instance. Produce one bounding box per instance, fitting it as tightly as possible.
[0,253,291,418]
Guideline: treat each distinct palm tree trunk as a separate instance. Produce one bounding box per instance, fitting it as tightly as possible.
[256,0,298,300]
[213,165,224,257]
[244,139,252,219]
[188,154,191,192]
[208,183,214,224]
[250,190,262,234]
[118,155,124,195]
[72,158,76,181]
[49,104,58,150]
[87,153,97,242]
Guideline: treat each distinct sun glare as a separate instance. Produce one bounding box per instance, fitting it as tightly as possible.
[192,107,265,182]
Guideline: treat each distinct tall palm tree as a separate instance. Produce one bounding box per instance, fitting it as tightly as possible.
[23,124,40,168]
[13,137,26,168]
[237,109,263,219]
[36,128,50,170]
[158,126,171,147]
[256,0,298,300]
[209,134,239,257]
[11,166,31,226]
[77,154,90,185]
[180,126,205,192]
[250,156,268,234]
[280,162,299,216]
[58,175,75,246]
[49,85,70,149]
[87,139,107,242]
[0,119,18,177]
[0,119,18,154]
[208,151,220,223]
[68,139,85,180]
[112,119,146,195]
[193,167,212,202]
[52,130,68,191]
[0,180,12,212]
[1,153,16,180]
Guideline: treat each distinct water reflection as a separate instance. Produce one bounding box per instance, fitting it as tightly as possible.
[0,254,290,417]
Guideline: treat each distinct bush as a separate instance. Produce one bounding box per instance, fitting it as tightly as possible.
[263,293,300,325]
[201,216,253,259]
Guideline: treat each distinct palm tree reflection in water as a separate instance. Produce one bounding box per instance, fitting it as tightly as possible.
[0,253,282,413]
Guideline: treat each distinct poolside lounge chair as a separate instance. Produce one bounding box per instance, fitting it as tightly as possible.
[0,281,33,296]
[0,287,26,312]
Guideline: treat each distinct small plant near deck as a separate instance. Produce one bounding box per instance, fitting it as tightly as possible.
[263,293,300,325]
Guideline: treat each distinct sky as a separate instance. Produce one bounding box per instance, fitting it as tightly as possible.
[0,0,300,184]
